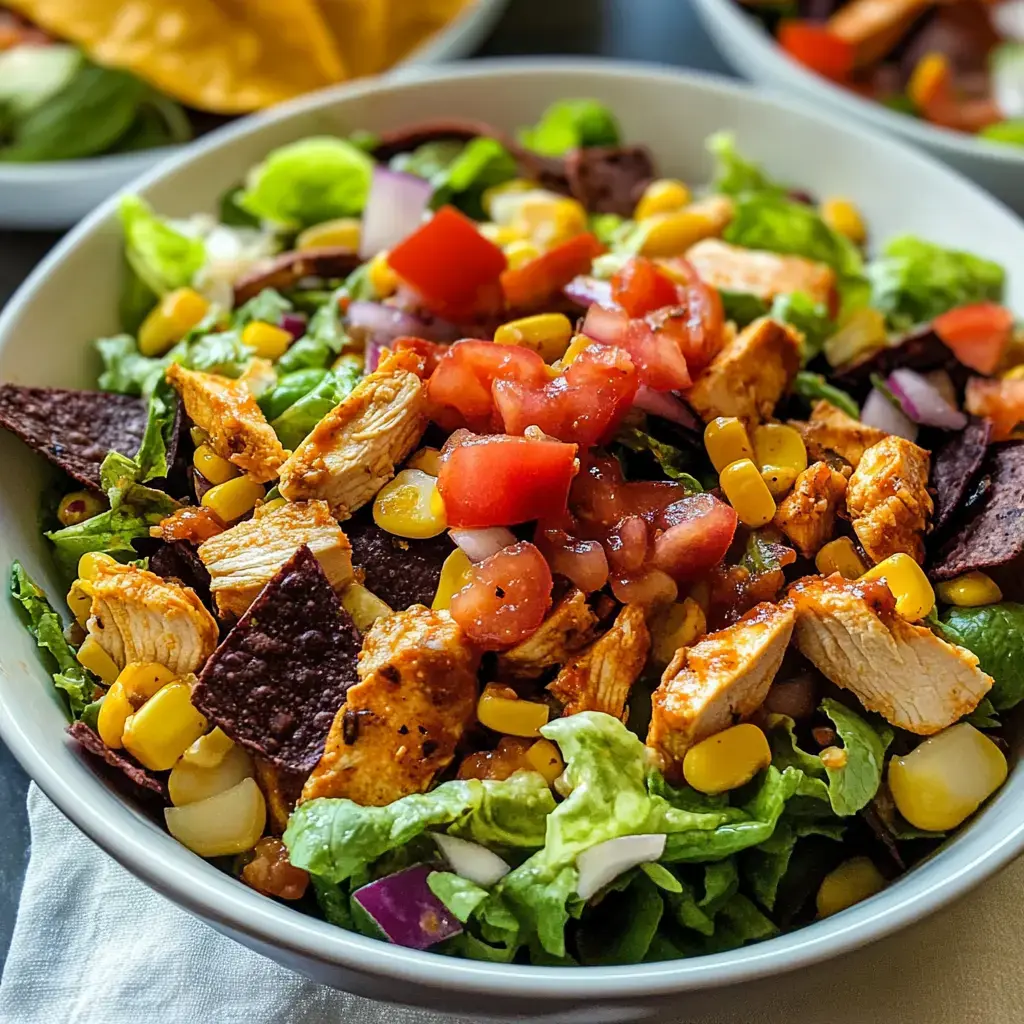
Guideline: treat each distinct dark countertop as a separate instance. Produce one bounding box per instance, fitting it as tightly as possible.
[0,0,731,970]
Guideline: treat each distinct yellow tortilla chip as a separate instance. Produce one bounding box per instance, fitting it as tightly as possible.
[5,0,347,113]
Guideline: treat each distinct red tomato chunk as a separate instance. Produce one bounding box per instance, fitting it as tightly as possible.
[934,303,1014,376]
[501,233,604,310]
[610,257,679,318]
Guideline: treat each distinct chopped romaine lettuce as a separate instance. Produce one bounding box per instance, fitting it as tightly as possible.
[96,334,167,396]
[576,874,665,965]
[938,603,1024,711]
[276,291,349,373]
[519,98,620,157]
[614,428,703,491]
[270,363,362,449]
[134,377,178,481]
[719,290,770,327]
[257,368,330,422]
[232,288,292,329]
[770,291,834,362]
[706,132,784,198]
[793,371,859,419]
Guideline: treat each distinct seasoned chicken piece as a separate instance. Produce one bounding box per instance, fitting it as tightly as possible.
[647,602,795,772]
[685,239,837,309]
[166,364,287,483]
[828,0,931,67]
[278,349,428,519]
[789,575,992,734]
[793,400,888,469]
[846,435,932,564]
[84,561,218,676]
[547,605,650,720]
[774,461,848,557]
[302,607,479,806]
[687,317,802,427]
[197,499,354,618]
[496,589,600,679]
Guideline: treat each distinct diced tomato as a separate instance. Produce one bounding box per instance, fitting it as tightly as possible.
[450,541,553,648]
[965,377,1024,441]
[650,494,739,581]
[501,233,604,310]
[438,434,578,528]
[778,21,854,81]
[387,206,507,317]
[620,317,692,392]
[393,337,448,376]
[428,340,549,433]
[493,344,639,445]
[611,257,679,318]
[534,527,610,594]
[569,455,689,529]
[655,258,726,374]
[933,303,1014,375]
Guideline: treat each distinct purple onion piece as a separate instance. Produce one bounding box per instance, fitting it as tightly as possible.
[360,167,433,260]
[280,312,307,340]
[861,389,919,442]
[887,368,968,430]
[351,864,462,950]
[564,275,614,309]
[632,385,701,430]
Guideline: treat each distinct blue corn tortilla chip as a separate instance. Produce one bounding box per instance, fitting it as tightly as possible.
[0,384,147,489]
[929,416,992,536]
[192,544,361,773]
[564,145,655,216]
[67,721,168,801]
[149,540,213,611]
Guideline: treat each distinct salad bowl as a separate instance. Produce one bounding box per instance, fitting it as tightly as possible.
[1,59,1023,1021]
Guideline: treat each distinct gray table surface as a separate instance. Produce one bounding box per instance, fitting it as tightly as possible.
[0,0,732,971]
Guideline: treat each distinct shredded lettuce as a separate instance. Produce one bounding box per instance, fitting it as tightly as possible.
[519,98,620,157]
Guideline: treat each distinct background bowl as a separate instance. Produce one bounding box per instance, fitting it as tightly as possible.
[0,0,509,231]
[1,58,1023,1022]
[690,0,1024,215]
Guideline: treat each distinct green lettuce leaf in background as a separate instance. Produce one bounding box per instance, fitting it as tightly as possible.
[719,290,770,328]
[792,371,859,418]
[706,132,784,198]
[519,98,620,157]
[938,603,1024,710]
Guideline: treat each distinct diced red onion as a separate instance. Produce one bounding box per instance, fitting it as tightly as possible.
[604,516,649,574]
[564,275,614,309]
[861,389,919,441]
[351,864,463,949]
[449,527,517,563]
[280,313,307,340]
[359,167,433,260]
[348,300,424,340]
[581,304,628,346]
[536,529,609,594]
[887,369,968,430]
[576,834,668,901]
[433,833,510,887]
[631,385,701,430]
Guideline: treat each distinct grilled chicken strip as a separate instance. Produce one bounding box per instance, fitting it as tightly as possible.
[278,349,428,519]
[647,601,795,773]
[197,499,354,618]
[496,589,600,680]
[774,461,849,558]
[84,560,218,676]
[302,607,479,806]
[793,400,887,470]
[547,605,650,720]
[789,574,992,734]
[166,364,287,483]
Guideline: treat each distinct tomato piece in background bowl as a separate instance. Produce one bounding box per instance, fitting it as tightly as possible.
[933,303,1014,375]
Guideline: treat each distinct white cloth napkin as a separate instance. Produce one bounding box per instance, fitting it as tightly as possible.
[3,783,1024,1024]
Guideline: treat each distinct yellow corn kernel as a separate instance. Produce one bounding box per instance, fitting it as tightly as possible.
[138,288,210,358]
[820,197,866,245]
[1001,364,1024,382]
[820,746,848,770]
[122,682,208,772]
[201,476,265,522]
[526,738,565,784]
[558,335,592,369]
[477,685,550,738]
[816,857,886,919]
[682,723,772,795]
[296,217,361,252]
[639,208,718,258]
[241,320,292,361]
[57,490,106,527]
[182,727,235,769]
[77,635,120,684]
[860,552,935,622]
[407,447,442,477]
[519,195,588,248]
[66,583,92,628]
[494,313,574,363]
[720,458,777,528]
[341,583,393,634]
[193,444,240,486]
[479,222,527,246]
[371,251,399,298]
[752,423,808,498]
[482,178,535,219]
[889,723,1007,832]
[815,537,867,580]
[650,597,707,667]
[373,468,447,539]
[936,571,1003,608]
[504,239,541,270]
[169,742,254,807]
[704,417,754,474]
[635,178,692,221]
[164,776,266,858]
[78,551,117,582]
[189,425,210,447]
[433,548,474,611]
[116,662,177,706]
[908,52,949,110]
[97,681,134,749]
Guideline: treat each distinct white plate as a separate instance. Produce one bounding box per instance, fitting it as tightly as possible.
[0,0,509,231]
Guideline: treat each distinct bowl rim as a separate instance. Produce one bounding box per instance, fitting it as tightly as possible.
[3,56,1024,1001]
[690,0,1024,167]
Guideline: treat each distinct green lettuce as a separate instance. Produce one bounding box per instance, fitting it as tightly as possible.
[719,291,770,327]
[707,132,783,198]
[868,235,1005,332]
[614,427,703,491]
[276,291,349,373]
[239,136,374,228]
[576,874,665,965]
[519,98,620,157]
[270,363,362,449]
[980,120,1024,147]
[770,291,834,362]
[938,603,1024,710]
[10,561,96,717]
[96,334,167,396]
[793,371,859,418]
[232,288,292,329]
[134,377,178,481]
[742,818,845,911]
[257,368,330,422]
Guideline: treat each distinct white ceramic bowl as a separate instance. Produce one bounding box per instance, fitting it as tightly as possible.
[1,58,1023,1022]
[0,0,509,231]
[690,0,1024,215]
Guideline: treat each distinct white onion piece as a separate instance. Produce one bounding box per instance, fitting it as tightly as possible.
[564,275,613,309]
[360,167,432,259]
[576,834,667,901]
[632,385,701,430]
[861,389,919,442]
[433,833,510,887]
[887,369,967,430]
[449,527,517,563]
[581,304,629,346]
[993,4,1024,44]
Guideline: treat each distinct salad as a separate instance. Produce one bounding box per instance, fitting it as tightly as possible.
[4,97,1023,967]
[737,0,1024,146]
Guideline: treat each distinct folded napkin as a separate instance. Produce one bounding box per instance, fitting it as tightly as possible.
[2,784,1023,1024]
